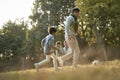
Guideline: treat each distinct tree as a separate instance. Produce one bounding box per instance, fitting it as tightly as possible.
[75,0,120,61]
[30,0,75,26]
[0,19,28,71]
[76,0,120,46]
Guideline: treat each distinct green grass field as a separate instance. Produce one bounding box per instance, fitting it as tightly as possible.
[0,60,120,80]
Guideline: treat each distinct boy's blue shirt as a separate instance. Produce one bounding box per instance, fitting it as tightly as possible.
[44,34,54,55]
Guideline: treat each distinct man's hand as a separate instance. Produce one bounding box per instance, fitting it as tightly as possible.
[77,29,80,34]
[68,35,73,40]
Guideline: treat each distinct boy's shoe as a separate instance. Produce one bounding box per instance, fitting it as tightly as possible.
[34,63,39,72]
[58,57,64,67]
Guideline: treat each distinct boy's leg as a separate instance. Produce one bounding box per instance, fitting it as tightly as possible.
[51,53,58,71]
[38,55,51,66]
[34,55,51,71]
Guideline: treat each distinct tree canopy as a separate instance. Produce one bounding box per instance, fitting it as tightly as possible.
[76,0,120,46]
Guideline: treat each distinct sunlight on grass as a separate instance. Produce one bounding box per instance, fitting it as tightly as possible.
[0,60,120,80]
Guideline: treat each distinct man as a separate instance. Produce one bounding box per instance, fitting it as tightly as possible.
[62,8,81,68]
[34,27,59,71]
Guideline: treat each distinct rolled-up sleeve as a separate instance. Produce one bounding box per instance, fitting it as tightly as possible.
[65,16,73,36]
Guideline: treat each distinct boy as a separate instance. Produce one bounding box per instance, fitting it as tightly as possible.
[34,27,58,71]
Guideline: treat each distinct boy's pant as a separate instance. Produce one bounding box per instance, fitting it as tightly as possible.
[37,53,58,70]
[65,34,81,67]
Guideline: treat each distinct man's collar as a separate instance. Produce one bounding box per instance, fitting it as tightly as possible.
[71,14,77,21]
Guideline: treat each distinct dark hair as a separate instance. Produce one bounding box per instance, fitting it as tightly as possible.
[56,41,61,45]
[72,8,80,13]
[49,27,57,34]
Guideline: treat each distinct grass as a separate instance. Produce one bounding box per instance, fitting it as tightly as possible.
[0,60,120,80]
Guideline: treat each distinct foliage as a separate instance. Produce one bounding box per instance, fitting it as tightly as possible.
[29,0,75,26]
[76,0,120,46]
[0,19,28,71]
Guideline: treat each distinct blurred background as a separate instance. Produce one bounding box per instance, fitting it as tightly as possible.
[0,0,120,72]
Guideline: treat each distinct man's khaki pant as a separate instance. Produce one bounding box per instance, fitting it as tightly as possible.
[65,35,81,67]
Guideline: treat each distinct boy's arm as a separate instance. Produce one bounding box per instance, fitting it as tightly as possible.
[48,38,59,50]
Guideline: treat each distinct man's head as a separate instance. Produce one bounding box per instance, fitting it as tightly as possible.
[72,7,80,18]
[49,27,57,36]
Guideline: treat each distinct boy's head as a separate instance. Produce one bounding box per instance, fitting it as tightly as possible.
[72,7,80,18]
[49,27,57,35]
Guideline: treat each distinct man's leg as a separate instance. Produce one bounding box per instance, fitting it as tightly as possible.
[51,53,58,71]
[72,37,82,67]
[34,55,51,72]
[61,52,73,62]
[57,35,74,66]
[58,52,73,67]
[72,45,80,67]
[65,35,81,68]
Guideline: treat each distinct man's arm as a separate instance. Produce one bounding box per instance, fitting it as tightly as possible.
[65,16,73,36]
